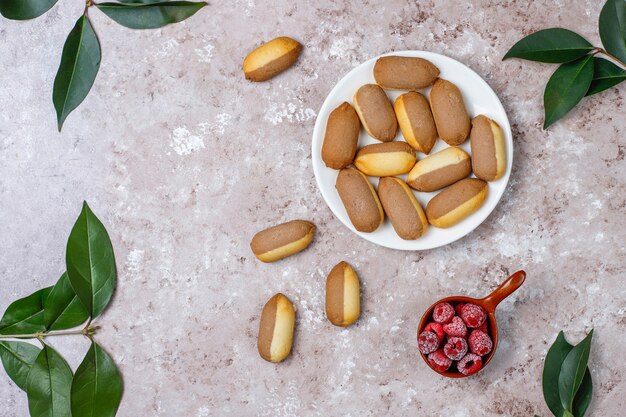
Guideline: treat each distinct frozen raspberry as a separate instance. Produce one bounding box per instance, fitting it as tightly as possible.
[418,331,440,355]
[468,330,493,356]
[460,303,487,328]
[478,321,488,334]
[424,322,445,341]
[455,303,466,316]
[442,316,467,338]
[443,337,468,361]
[432,302,455,324]
[458,353,483,376]
[428,349,452,372]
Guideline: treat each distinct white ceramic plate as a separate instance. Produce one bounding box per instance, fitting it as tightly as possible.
[312,51,513,250]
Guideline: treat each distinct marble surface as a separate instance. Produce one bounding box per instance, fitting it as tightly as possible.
[1,0,625,416]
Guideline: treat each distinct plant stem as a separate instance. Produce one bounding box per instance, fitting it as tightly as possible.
[0,322,97,340]
[595,47,626,69]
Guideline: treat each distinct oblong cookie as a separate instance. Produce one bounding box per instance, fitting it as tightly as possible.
[407,147,471,192]
[378,177,428,240]
[426,178,488,228]
[354,142,416,177]
[374,56,440,90]
[353,84,397,142]
[394,92,438,154]
[321,102,361,169]
[326,261,360,327]
[429,79,470,146]
[243,37,302,82]
[470,115,506,181]
[250,220,315,262]
[258,293,295,363]
[335,167,384,232]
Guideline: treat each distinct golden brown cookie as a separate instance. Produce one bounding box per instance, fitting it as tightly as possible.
[394,92,438,154]
[354,142,416,177]
[243,37,302,82]
[470,115,506,181]
[258,293,295,363]
[353,84,397,142]
[407,147,471,192]
[250,220,315,262]
[429,79,470,146]
[378,177,428,240]
[325,261,360,327]
[321,102,361,169]
[335,167,384,232]
[373,56,440,90]
[426,178,488,228]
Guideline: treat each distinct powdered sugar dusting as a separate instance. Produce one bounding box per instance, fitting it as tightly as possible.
[195,43,215,63]
[170,127,205,156]
[264,101,316,125]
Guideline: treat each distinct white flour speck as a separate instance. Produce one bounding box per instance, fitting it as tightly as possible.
[126,249,144,273]
[170,127,205,156]
[264,102,316,125]
[328,37,357,59]
[195,43,215,63]
[198,113,232,136]
[154,39,179,59]
[196,406,210,417]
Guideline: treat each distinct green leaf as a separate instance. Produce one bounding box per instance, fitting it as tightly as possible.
[0,0,58,20]
[44,272,90,331]
[543,55,594,129]
[503,28,594,63]
[96,1,206,29]
[558,330,594,413]
[586,57,626,96]
[542,331,574,417]
[0,287,52,335]
[118,0,167,3]
[573,369,593,417]
[599,0,626,63]
[26,344,73,417]
[52,14,101,131]
[66,202,116,319]
[71,341,123,417]
[0,341,41,391]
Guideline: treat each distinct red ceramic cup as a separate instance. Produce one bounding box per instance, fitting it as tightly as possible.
[417,270,526,378]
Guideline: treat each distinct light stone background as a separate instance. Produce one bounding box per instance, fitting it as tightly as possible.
[1,0,625,416]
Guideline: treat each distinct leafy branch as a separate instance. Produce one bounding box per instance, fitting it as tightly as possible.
[0,0,208,131]
[536,330,594,417]
[0,202,122,417]
[503,0,626,129]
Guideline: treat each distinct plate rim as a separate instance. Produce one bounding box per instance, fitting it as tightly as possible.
[311,50,513,251]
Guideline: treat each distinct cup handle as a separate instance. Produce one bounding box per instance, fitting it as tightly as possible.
[481,270,526,313]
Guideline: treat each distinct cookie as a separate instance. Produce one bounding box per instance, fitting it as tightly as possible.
[243,37,302,82]
[378,177,428,240]
[250,220,315,262]
[325,261,360,327]
[426,178,488,228]
[258,293,295,363]
[470,115,506,181]
[394,91,438,154]
[374,56,440,90]
[335,167,384,232]
[354,141,416,177]
[407,147,471,192]
[321,102,361,169]
[429,79,470,146]
[353,84,397,142]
